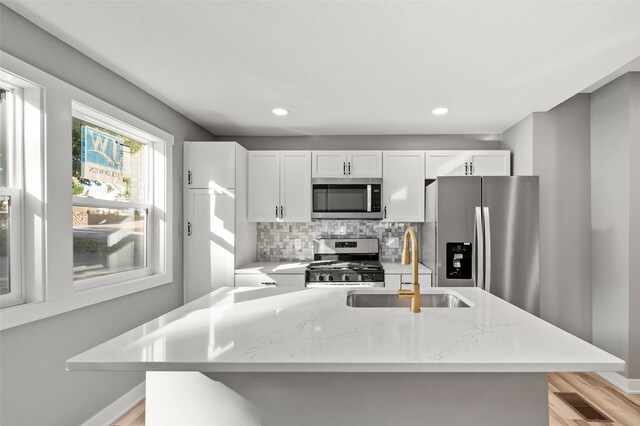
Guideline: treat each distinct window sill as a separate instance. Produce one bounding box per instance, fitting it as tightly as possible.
[0,273,172,331]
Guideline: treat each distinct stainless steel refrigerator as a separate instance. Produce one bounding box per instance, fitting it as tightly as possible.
[420,176,540,316]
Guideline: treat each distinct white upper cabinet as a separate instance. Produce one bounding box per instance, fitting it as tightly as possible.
[466,151,511,176]
[382,151,425,222]
[311,151,347,178]
[280,152,311,222]
[347,151,383,178]
[185,141,236,189]
[312,151,382,178]
[248,152,281,222]
[425,151,467,178]
[248,151,311,222]
[425,150,510,178]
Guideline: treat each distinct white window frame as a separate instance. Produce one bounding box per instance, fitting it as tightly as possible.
[0,78,30,309]
[0,51,173,330]
[71,103,158,291]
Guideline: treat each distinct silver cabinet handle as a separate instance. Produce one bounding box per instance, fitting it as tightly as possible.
[483,206,491,294]
[475,207,484,290]
[187,221,192,236]
[187,170,192,185]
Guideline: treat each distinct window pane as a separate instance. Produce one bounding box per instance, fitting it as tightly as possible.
[0,196,9,295]
[73,206,147,280]
[72,117,147,203]
[0,88,8,187]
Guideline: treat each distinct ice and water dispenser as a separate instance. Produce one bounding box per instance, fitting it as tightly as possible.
[445,242,472,279]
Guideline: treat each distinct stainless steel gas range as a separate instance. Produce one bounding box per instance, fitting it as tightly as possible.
[305,238,384,288]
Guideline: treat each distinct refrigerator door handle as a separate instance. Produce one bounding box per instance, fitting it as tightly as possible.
[475,206,484,289]
[483,206,492,294]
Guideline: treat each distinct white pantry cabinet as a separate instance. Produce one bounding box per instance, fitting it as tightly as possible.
[248,151,311,222]
[425,150,510,178]
[311,151,382,178]
[183,142,255,303]
[382,151,425,222]
[184,141,236,189]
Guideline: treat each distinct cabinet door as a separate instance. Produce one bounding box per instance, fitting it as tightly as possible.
[185,141,236,189]
[347,151,382,178]
[311,151,347,178]
[382,151,425,222]
[235,274,305,287]
[467,151,511,176]
[280,151,311,222]
[248,152,281,222]
[185,189,235,303]
[425,151,467,178]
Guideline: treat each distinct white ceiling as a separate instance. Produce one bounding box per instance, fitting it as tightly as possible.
[6,1,640,136]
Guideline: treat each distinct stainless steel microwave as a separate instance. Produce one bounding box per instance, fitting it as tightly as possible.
[311,178,383,219]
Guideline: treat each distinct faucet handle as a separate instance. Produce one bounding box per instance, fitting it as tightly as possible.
[398,275,414,298]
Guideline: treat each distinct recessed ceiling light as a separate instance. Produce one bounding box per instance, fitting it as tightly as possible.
[432,107,450,116]
[272,108,288,116]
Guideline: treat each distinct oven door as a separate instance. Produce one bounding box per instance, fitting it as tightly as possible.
[311,178,382,219]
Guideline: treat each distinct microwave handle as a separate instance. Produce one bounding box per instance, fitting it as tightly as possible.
[367,185,371,212]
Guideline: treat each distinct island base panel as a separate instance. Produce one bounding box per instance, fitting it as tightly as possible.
[146,371,549,426]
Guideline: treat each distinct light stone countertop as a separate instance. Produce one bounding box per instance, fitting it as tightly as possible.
[235,261,431,275]
[235,261,310,275]
[67,286,624,374]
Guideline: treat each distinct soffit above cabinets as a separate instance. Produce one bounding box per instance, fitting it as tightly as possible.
[6,1,640,136]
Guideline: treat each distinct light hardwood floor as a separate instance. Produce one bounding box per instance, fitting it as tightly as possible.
[549,372,640,425]
[111,373,640,426]
[112,400,145,426]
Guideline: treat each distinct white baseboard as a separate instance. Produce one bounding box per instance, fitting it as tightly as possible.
[82,382,145,426]
[598,372,640,394]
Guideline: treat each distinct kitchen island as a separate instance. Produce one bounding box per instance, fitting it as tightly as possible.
[68,287,623,425]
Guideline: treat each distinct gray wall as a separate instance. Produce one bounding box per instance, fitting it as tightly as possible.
[501,94,592,342]
[501,115,533,175]
[221,134,501,151]
[532,95,592,342]
[591,73,640,379]
[0,5,215,426]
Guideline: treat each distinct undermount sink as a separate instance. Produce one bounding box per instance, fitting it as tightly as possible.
[346,292,471,308]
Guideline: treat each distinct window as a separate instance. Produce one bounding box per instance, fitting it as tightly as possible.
[0,51,172,329]
[0,85,24,308]
[72,104,158,290]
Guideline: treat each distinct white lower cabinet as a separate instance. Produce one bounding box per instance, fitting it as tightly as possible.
[384,273,432,289]
[235,273,306,288]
